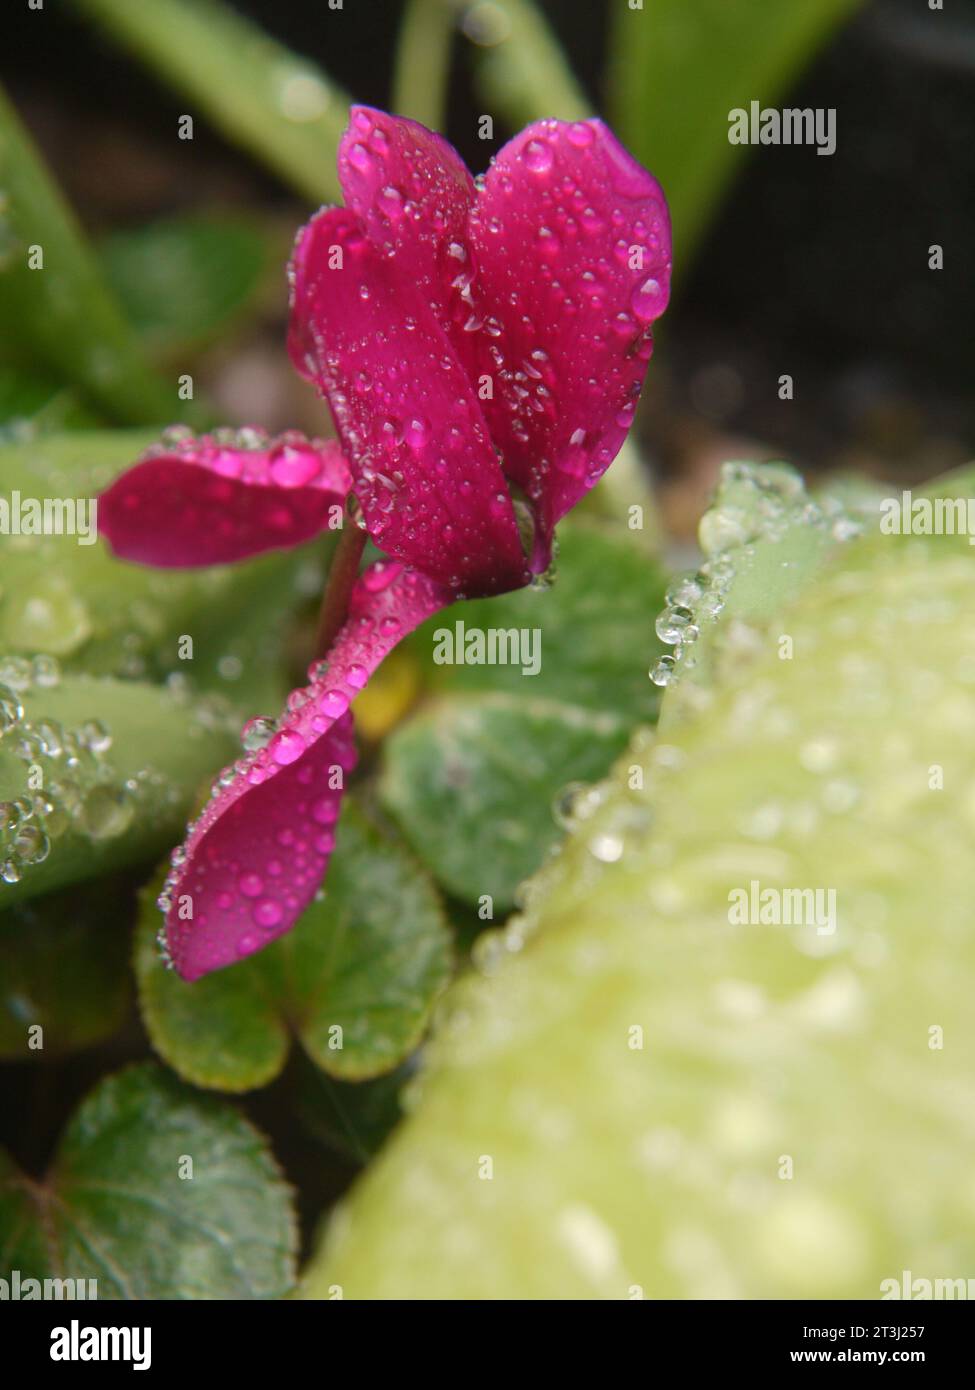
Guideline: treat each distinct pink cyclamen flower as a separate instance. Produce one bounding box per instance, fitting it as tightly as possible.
[100,106,671,980]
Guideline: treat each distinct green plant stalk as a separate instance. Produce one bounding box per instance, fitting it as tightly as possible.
[393,0,455,129]
[607,0,863,273]
[314,522,367,658]
[71,0,351,204]
[0,87,179,425]
[463,0,591,127]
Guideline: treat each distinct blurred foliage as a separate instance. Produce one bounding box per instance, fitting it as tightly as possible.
[382,520,667,906]
[303,468,975,1298]
[393,0,455,130]
[135,803,451,1092]
[0,880,131,1059]
[71,0,350,204]
[608,0,864,268]
[459,0,589,126]
[0,430,321,704]
[0,674,238,904]
[0,87,180,425]
[99,212,274,361]
[0,1063,297,1298]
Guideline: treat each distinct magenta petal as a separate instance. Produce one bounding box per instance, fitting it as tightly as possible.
[468,118,672,567]
[163,561,450,981]
[338,106,476,335]
[99,431,351,568]
[288,207,529,596]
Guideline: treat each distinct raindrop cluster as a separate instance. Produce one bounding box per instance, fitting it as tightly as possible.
[0,655,126,882]
[651,461,864,689]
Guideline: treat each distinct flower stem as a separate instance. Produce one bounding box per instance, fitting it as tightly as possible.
[314,524,367,659]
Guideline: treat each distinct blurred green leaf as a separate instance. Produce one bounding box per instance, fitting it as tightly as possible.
[0,1062,297,1298]
[72,0,350,203]
[608,0,862,267]
[0,674,238,905]
[413,520,666,718]
[381,693,629,908]
[383,522,667,906]
[303,489,975,1299]
[135,803,452,1092]
[394,0,455,129]
[0,87,183,424]
[656,461,849,731]
[0,430,319,694]
[0,368,99,438]
[0,881,131,1059]
[99,213,273,360]
[461,0,590,126]
[292,1052,414,1165]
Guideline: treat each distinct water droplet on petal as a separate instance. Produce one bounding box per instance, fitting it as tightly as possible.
[269,729,305,765]
[241,716,277,752]
[318,687,349,717]
[631,277,665,323]
[567,121,595,148]
[523,138,554,173]
[253,898,283,929]
[268,443,322,487]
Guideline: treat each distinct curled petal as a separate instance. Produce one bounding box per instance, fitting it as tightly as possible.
[288,207,529,597]
[162,561,450,981]
[100,430,351,568]
[468,118,672,568]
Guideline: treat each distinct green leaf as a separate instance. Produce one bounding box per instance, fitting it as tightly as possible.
[653,461,853,731]
[0,881,131,1059]
[0,429,317,691]
[414,520,666,719]
[462,0,590,127]
[99,213,273,359]
[0,368,99,438]
[383,522,667,906]
[0,86,181,424]
[0,673,237,905]
[607,0,862,267]
[135,803,452,1092]
[381,692,629,909]
[302,499,975,1299]
[0,1062,297,1298]
[71,0,350,203]
[292,1052,414,1165]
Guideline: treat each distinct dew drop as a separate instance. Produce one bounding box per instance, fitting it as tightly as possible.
[319,689,350,717]
[242,716,277,752]
[650,655,677,687]
[269,728,305,765]
[253,898,283,929]
[631,277,664,323]
[523,138,554,173]
[268,443,321,488]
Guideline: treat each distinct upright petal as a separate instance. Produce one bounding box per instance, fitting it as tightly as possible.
[100,430,351,568]
[338,106,476,336]
[162,561,450,981]
[467,118,672,568]
[288,207,529,597]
